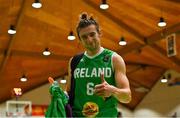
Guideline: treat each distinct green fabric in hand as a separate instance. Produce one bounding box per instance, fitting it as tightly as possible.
[45,81,68,117]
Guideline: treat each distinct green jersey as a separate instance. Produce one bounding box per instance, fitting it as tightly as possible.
[72,48,118,117]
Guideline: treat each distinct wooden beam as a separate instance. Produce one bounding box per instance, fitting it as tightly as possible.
[126,64,151,89]
[117,23,180,56]
[0,0,26,75]
[83,0,145,44]
[116,42,144,56]
[83,0,180,72]
[0,49,5,55]
[129,79,150,90]
[151,44,180,67]
[25,10,69,32]
[12,49,71,60]
[147,23,180,44]
[126,61,163,68]
[165,0,180,3]
[0,49,71,60]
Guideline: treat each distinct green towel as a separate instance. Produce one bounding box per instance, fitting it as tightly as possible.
[45,81,68,117]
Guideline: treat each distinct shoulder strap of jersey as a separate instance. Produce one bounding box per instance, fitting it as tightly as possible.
[70,53,84,74]
[69,53,84,106]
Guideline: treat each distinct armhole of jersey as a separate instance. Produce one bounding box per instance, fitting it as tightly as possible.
[111,52,116,73]
[67,57,73,92]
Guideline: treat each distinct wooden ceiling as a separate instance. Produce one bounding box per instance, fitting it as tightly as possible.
[0,0,180,110]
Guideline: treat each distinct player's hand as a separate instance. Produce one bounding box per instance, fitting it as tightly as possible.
[94,73,113,98]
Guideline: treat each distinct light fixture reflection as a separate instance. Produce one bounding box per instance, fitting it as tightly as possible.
[158,17,166,27]
[32,0,42,9]
[68,31,76,40]
[20,74,27,82]
[100,0,109,10]
[119,37,127,46]
[43,48,51,56]
[161,75,168,83]
[8,25,16,35]
[60,79,67,84]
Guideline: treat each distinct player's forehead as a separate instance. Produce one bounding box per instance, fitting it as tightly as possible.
[79,25,97,36]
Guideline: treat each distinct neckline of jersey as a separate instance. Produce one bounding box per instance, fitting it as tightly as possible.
[84,47,104,59]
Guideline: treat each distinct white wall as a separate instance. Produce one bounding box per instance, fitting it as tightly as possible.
[119,70,180,117]
[18,83,51,105]
[0,83,51,117]
[0,103,6,117]
[134,81,180,117]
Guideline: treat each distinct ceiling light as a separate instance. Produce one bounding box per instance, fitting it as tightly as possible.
[161,78,168,83]
[68,31,76,40]
[161,75,168,83]
[119,37,127,46]
[100,0,109,10]
[20,74,27,82]
[60,79,66,84]
[158,17,166,27]
[43,48,51,56]
[32,0,42,9]
[8,25,16,35]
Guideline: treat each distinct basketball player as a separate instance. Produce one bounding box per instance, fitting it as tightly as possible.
[67,13,131,117]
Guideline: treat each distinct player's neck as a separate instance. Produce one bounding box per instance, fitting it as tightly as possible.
[86,46,103,57]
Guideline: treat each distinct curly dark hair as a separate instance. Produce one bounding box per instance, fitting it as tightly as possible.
[76,12,100,40]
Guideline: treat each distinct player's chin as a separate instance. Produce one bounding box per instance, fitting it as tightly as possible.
[86,44,96,49]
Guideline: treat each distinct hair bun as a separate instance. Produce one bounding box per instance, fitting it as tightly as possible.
[89,16,94,20]
[81,12,88,20]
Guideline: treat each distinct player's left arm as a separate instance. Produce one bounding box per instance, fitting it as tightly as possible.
[111,53,131,103]
[94,53,131,103]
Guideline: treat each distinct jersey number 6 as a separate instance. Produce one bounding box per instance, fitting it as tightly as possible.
[87,82,94,95]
